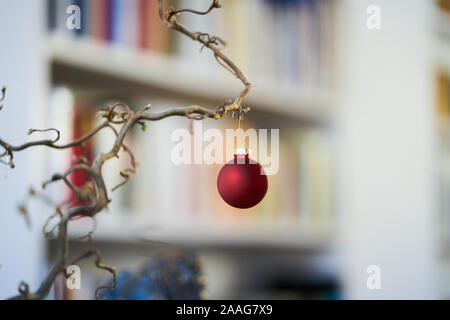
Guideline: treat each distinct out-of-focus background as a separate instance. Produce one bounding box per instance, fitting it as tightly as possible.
[0,0,449,299]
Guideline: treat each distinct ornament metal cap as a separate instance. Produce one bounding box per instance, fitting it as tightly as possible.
[235,148,250,155]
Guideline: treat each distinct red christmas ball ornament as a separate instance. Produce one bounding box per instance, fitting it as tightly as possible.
[217,149,268,209]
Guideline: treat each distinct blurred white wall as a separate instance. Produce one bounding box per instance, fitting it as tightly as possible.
[337,0,439,299]
[0,0,47,299]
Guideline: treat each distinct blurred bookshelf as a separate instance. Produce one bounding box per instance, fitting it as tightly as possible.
[4,0,450,300]
[41,0,339,299]
[24,0,449,299]
[52,85,336,251]
[43,0,338,253]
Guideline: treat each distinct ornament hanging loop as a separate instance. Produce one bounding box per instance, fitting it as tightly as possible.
[230,103,250,151]
[236,104,246,150]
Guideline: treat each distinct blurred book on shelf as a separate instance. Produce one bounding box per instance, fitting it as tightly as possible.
[46,0,336,90]
[47,0,172,53]
[437,0,450,14]
[437,70,450,130]
[46,87,99,206]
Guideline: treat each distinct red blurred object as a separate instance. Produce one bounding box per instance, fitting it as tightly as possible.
[217,152,268,209]
[68,102,95,215]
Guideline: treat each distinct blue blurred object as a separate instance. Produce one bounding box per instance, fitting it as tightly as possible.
[100,250,204,300]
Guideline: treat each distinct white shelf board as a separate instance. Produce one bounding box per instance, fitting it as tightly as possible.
[68,212,332,252]
[46,34,335,122]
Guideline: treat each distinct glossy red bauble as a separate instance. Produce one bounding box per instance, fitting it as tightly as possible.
[217,153,268,209]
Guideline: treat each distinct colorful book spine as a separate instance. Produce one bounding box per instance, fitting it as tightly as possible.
[138,0,152,50]
[105,0,114,42]
[91,0,108,40]
[148,0,170,53]
[47,0,57,31]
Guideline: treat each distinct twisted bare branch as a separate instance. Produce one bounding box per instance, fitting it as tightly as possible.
[68,246,116,300]
[158,0,252,107]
